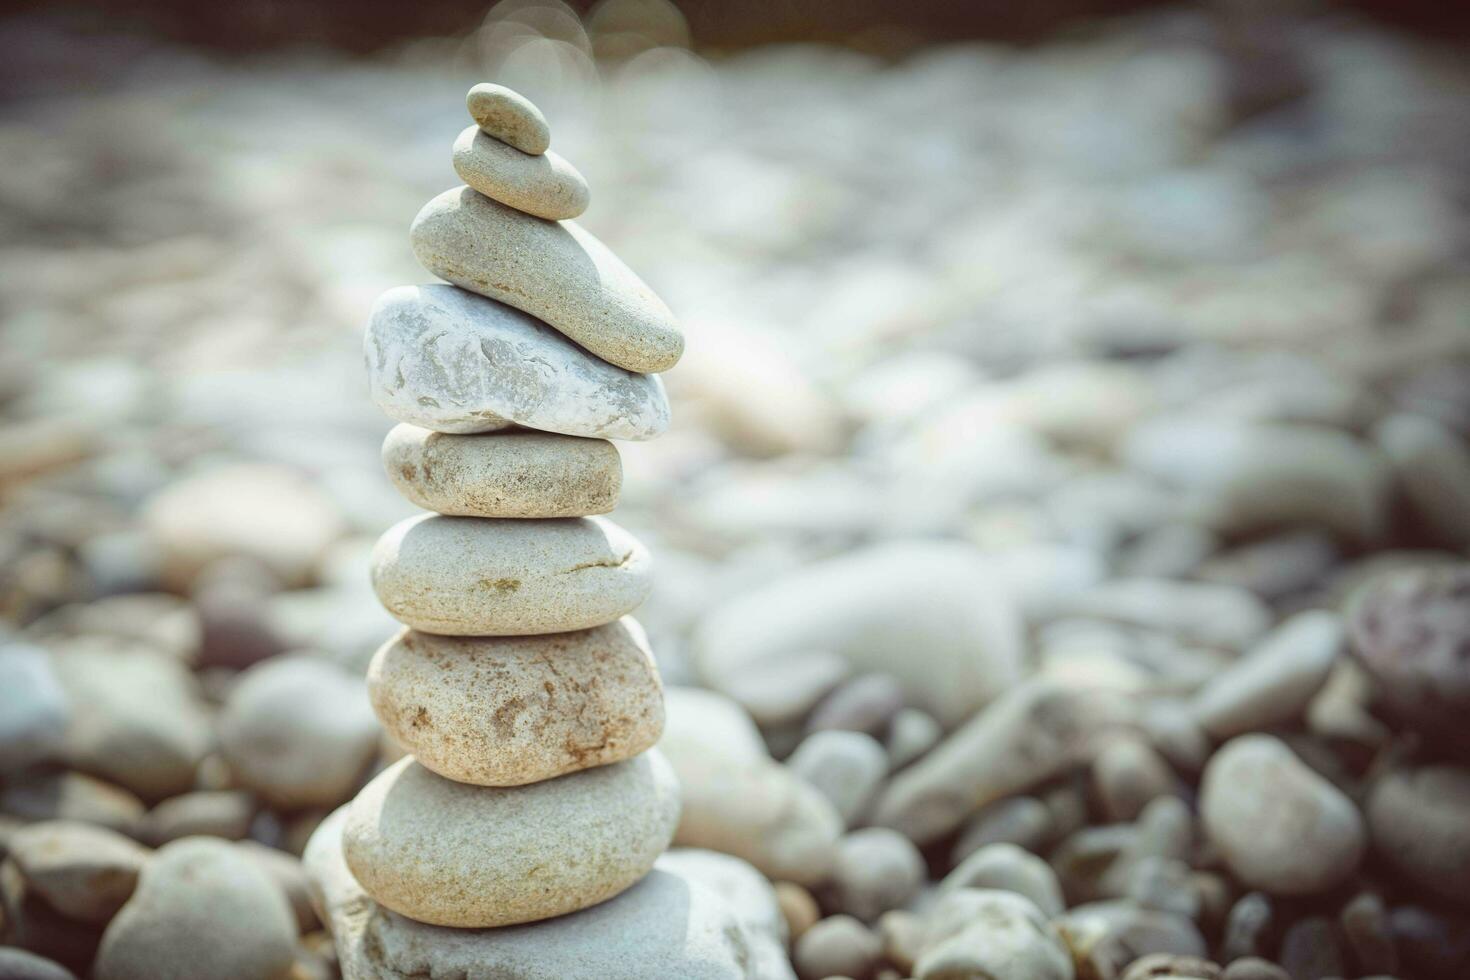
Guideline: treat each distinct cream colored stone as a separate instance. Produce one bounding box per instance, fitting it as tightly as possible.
[382,424,620,518]
[368,620,664,786]
[306,809,770,979]
[453,126,588,220]
[370,513,651,635]
[341,753,680,928]
[1200,734,1364,895]
[466,83,550,155]
[411,186,683,374]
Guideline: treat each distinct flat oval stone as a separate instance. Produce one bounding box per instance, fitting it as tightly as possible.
[342,752,680,928]
[453,126,588,220]
[365,284,670,440]
[382,424,620,518]
[1200,734,1365,895]
[411,187,684,374]
[467,83,550,155]
[307,809,772,979]
[370,514,651,635]
[368,620,665,786]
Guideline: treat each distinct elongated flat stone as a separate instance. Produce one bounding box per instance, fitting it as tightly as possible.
[368,620,664,786]
[364,284,670,440]
[467,83,550,155]
[453,126,588,220]
[341,753,680,928]
[370,514,651,635]
[411,187,684,374]
[382,424,620,518]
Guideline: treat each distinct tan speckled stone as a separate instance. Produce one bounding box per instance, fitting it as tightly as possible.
[453,126,588,221]
[368,620,664,786]
[382,424,620,518]
[411,186,684,374]
[342,752,681,928]
[370,513,651,635]
[466,83,550,155]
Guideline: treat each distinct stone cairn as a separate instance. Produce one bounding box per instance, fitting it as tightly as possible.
[322,83,684,936]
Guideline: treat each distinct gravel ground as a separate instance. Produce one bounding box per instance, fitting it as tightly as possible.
[1,1,1468,978]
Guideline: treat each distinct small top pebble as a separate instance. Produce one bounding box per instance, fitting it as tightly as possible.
[467,83,550,155]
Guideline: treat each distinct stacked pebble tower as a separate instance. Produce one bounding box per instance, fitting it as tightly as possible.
[332,83,685,935]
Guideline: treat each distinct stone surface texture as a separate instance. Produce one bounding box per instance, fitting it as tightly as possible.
[411,187,684,374]
[382,424,621,518]
[453,126,589,220]
[367,620,664,785]
[365,284,671,440]
[467,82,551,154]
[370,512,652,635]
[341,752,681,927]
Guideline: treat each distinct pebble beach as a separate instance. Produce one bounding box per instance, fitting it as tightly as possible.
[1,1,1469,977]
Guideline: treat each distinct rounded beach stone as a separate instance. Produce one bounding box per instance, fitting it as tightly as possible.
[306,808,775,980]
[1199,734,1365,895]
[695,542,1024,729]
[382,424,620,518]
[661,688,843,887]
[0,641,68,774]
[137,790,255,846]
[1191,610,1342,740]
[94,837,296,980]
[368,620,664,786]
[938,842,1065,918]
[467,83,550,155]
[786,730,886,827]
[343,753,680,928]
[0,947,77,980]
[1366,764,1470,904]
[1091,736,1177,823]
[775,881,821,939]
[0,771,145,837]
[917,889,1073,980]
[7,820,149,924]
[142,462,345,590]
[828,828,924,922]
[1346,563,1470,745]
[1122,417,1389,543]
[410,186,684,374]
[871,680,1130,844]
[217,656,380,809]
[793,915,881,980]
[370,513,652,635]
[453,127,588,220]
[365,284,671,440]
[49,637,210,803]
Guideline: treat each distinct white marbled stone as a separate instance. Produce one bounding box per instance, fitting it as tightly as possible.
[364,284,670,440]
